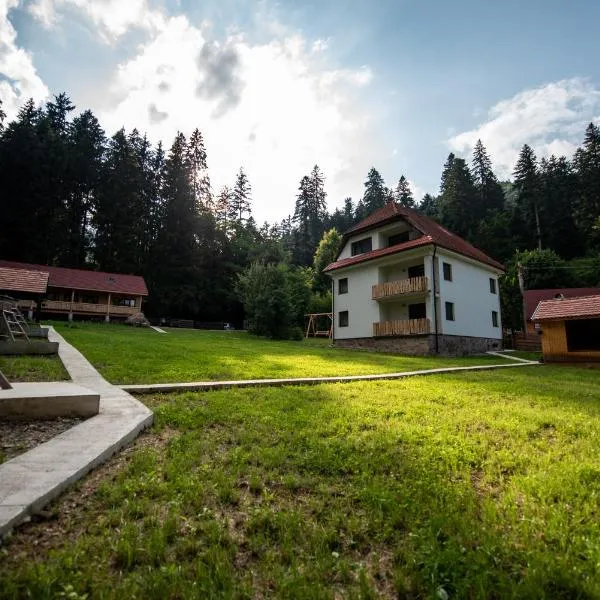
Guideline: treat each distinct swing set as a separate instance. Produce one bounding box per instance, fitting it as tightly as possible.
[304,312,333,338]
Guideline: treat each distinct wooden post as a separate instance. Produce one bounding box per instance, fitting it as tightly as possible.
[517,261,527,335]
[106,293,111,323]
[69,289,75,322]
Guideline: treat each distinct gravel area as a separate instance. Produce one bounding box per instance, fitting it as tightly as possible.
[0,418,86,463]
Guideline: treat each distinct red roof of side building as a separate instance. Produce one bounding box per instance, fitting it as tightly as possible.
[0,260,148,296]
[523,288,600,322]
[324,202,504,272]
[532,294,600,321]
[0,267,49,294]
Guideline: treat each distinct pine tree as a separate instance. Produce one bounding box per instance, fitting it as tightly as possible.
[440,153,455,194]
[574,122,600,245]
[362,167,387,213]
[539,156,582,258]
[419,193,439,218]
[60,109,106,267]
[215,186,232,229]
[94,128,144,272]
[394,175,414,208]
[437,157,479,238]
[471,139,505,217]
[228,168,252,224]
[291,166,327,265]
[513,144,542,250]
[186,128,212,212]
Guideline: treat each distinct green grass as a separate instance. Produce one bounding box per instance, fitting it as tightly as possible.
[0,355,69,382]
[50,322,504,385]
[2,365,600,598]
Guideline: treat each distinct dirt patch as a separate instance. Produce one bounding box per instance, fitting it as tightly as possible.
[0,418,86,463]
[0,428,178,561]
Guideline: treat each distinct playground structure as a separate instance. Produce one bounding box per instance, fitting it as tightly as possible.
[304,313,333,339]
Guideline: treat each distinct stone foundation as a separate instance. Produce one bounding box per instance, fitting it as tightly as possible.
[334,334,502,356]
[334,335,431,355]
[435,334,502,356]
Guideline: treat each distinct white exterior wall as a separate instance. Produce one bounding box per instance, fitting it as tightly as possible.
[332,264,380,339]
[436,250,502,339]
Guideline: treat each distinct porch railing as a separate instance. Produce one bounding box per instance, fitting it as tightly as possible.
[42,300,137,316]
[372,276,428,300]
[373,318,430,337]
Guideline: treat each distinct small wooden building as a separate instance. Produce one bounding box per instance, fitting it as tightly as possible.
[0,260,148,322]
[523,287,600,334]
[533,294,600,362]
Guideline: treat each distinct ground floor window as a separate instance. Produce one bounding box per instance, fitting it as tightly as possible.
[408,302,426,320]
[492,310,499,327]
[445,301,455,321]
[339,311,349,327]
[566,318,600,351]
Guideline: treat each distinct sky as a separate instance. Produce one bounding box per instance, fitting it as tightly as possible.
[1,0,600,223]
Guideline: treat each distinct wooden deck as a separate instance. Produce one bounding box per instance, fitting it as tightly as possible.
[373,318,430,337]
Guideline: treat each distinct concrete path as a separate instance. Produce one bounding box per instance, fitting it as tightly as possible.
[0,327,153,539]
[122,359,540,395]
[486,351,538,364]
[150,326,167,334]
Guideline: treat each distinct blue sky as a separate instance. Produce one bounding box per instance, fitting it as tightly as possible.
[2,0,600,222]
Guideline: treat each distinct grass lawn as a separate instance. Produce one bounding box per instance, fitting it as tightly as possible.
[2,365,600,598]
[0,355,69,382]
[50,322,505,385]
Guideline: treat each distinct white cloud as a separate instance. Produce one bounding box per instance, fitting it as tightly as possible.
[0,0,49,118]
[28,0,165,41]
[98,12,380,222]
[448,78,600,178]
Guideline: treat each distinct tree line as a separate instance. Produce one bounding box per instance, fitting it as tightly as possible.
[0,93,599,333]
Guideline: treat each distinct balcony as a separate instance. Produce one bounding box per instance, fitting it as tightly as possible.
[373,318,430,337]
[372,276,428,301]
[42,300,137,316]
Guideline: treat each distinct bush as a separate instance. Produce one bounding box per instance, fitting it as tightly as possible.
[237,262,311,340]
[284,326,304,341]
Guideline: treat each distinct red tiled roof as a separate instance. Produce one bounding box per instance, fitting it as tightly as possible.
[532,294,600,321]
[324,236,434,272]
[325,202,504,272]
[0,260,148,296]
[524,288,600,321]
[0,267,49,294]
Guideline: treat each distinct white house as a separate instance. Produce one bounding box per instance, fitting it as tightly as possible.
[324,202,504,355]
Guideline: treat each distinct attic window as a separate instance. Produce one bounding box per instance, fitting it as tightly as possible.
[388,231,410,247]
[108,276,116,283]
[351,237,372,256]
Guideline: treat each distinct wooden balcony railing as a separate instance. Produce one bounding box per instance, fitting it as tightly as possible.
[372,276,428,300]
[41,300,137,316]
[373,318,430,337]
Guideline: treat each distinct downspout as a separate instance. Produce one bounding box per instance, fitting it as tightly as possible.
[432,245,439,354]
[331,277,335,344]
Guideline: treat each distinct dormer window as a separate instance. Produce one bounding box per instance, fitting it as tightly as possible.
[351,237,372,256]
[388,231,410,247]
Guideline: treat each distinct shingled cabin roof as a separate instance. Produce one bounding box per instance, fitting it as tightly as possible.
[532,294,600,322]
[324,202,504,273]
[0,260,148,296]
[523,288,600,322]
[0,267,49,294]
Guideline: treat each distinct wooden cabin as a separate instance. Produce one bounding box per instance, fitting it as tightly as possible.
[533,294,600,362]
[0,260,148,322]
[523,288,600,334]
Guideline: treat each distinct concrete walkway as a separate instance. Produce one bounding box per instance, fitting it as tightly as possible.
[122,359,540,395]
[0,328,153,539]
